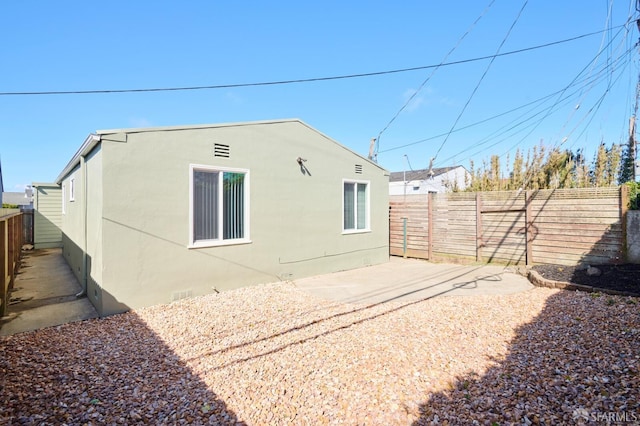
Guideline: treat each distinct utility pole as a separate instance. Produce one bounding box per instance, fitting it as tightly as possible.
[631,80,640,182]
[631,115,636,182]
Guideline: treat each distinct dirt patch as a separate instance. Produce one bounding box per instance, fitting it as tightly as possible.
[531,264,640,296]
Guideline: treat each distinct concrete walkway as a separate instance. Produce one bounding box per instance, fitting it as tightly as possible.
[294,256,533,305]
[0,248,98,336]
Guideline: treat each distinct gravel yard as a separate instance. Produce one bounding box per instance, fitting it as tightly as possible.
[1,282,638,425]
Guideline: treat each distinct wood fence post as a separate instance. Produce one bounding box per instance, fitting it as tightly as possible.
[476,192,483,262]
[525,190,533,266]
[7,216,15,291]
[427,192,433,260]
[621,184,629,262]
[1,219,6,317]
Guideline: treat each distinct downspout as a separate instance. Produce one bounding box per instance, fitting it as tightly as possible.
[76,154,88,297]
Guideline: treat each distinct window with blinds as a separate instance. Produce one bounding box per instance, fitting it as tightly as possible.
[190,165,249,247]
[343,180,369,232]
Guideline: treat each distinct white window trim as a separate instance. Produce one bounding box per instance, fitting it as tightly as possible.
[342,178,371,234]
[61,184,66,214]
[69,177,75,202]
[188,164,251,248]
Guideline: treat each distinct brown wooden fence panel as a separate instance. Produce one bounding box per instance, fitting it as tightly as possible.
[0,212,23,316]
[389,187,625,266]
[389,195,429,258]
[431,193,476,261]
[528,188,623,265]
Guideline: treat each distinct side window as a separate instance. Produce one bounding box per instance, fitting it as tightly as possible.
[343,179,369,233]
[69,177,75,202]
[190,165,250,247]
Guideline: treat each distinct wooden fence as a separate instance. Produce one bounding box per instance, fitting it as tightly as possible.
[1,212,23,317]
[390,187,627,266]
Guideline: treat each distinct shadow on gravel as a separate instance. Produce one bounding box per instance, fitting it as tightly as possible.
[412,291,640,425]
[0,313,244,425]
[186,266,493,370]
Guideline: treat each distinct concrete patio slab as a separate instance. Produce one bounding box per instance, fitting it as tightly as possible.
[1,250,534,336]
[293,256,534,305]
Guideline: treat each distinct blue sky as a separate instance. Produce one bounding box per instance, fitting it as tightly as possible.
[1,1,638,191]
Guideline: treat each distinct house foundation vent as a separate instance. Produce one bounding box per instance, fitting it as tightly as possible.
[214,143,230,158]
[172,290,193,302]
[355,164,363,174]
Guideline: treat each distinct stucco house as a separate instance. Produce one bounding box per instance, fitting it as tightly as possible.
[55,119,390,316]
[389,165,469,195]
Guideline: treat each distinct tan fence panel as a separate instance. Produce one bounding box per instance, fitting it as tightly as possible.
[389,186,625,266]
[389,195,429,258]
[1,212,23,316]
[528,188,623,265]
[431,193,476,260]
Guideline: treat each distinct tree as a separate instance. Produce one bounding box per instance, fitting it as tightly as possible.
[619,133,636,183]
[605,144,622,186]
[508,149,524,190]
[461,141,623,192]
[592,142,608,187]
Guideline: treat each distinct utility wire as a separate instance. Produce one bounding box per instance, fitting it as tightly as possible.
[431,0,529,166]
[0,26,624,97]
[410,22,632,170]
[379,31,633,178]
[373,0,496,159]
[455,43,633,173]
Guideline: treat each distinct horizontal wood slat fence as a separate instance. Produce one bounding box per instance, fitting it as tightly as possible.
[1,212,24,317]
[390,187,628,266]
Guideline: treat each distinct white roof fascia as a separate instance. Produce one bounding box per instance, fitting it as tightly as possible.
[55,133,101,184]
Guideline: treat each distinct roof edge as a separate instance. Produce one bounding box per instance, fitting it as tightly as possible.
[96,118,303,136]
[55,133,101,184]
[32,182,60,187]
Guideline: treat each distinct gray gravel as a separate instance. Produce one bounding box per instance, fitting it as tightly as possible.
[1,282,638,425]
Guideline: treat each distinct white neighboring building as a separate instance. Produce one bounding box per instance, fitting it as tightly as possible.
[389,166,469,195]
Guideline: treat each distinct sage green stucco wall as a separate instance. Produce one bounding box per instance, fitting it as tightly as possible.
[63,120,389,316]
[84,147,103,312]
[60,163,84,286]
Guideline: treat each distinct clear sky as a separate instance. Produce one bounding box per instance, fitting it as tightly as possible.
[1,1,638,192]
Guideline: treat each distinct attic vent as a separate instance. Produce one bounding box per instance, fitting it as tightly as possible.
[355,164,363,174]
[214,143,230,158]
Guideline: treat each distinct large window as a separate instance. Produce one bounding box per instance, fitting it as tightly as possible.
[190,165,250,247]
[343,180,369,232]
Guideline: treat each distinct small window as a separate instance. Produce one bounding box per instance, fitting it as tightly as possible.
[69,178,75,202]
[189,165,250,247]
[343,179,370,233]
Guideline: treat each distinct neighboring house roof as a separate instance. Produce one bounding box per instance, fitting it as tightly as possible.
[2,191,32,206]
[56,118,388,183]
[389,166,466,182]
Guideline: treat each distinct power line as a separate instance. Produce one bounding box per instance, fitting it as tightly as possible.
[0,26,625,97]
[373,0,496,158]
[431,0,529,164]
[449,42,634,172]
[384,21,633,169]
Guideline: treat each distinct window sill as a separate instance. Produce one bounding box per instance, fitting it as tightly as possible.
[188,238,252,249]
[342,229,371,235]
